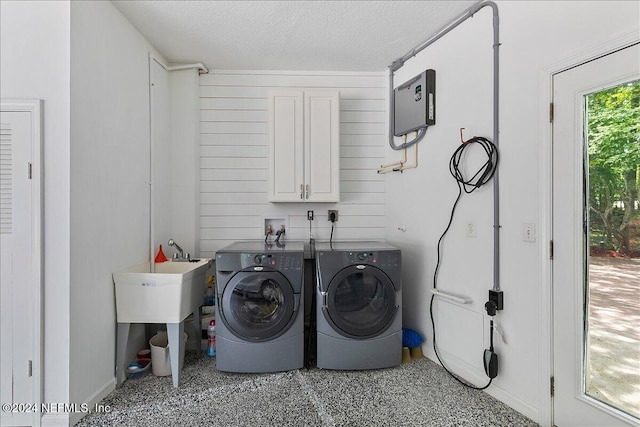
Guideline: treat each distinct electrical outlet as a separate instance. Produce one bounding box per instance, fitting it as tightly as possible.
[466,221,477,238]
[523,223,536,242]
[328,210,338,222]
[307,210,314,221]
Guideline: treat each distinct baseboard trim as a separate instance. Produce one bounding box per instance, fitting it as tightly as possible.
[41,413,70,427]
[70,377,116,426]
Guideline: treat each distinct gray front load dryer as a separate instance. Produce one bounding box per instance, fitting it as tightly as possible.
[215,241,304,373]
[315,241,402,370]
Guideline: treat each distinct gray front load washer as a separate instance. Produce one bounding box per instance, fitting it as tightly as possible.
[215,241,304,373]
[315,241,402,370]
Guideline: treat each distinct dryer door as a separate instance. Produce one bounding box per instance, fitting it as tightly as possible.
[324,265,397,338]
[221,269,296,342]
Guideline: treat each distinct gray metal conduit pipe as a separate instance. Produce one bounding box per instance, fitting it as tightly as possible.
[387,1,501,292]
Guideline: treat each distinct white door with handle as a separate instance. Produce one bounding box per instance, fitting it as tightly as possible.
[552,44,639,426]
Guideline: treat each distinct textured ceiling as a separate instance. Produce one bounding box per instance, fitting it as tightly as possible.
[111,1,479,72]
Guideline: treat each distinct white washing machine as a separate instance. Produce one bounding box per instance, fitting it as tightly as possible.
[315,241,402,370]
[215,241,304,373]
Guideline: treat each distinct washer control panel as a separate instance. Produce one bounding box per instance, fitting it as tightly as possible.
[241,253,302,270]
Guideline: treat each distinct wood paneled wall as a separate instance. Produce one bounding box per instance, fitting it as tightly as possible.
[199,71,387,256]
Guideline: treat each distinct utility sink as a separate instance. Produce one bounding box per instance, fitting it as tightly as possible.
[114,258,212,388]
[113,258,212,323]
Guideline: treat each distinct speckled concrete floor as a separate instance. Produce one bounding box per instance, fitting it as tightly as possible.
[77,353,538,427]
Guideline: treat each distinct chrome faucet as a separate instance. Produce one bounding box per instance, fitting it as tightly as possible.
[168,239,189,261]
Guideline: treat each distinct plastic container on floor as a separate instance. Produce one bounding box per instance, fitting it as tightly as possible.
[149,331,188,376]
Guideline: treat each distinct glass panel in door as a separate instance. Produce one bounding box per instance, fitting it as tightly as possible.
[585,79,640,419]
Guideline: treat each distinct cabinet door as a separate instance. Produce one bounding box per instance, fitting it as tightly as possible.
[269,91,304,202]
[304,91,340,202]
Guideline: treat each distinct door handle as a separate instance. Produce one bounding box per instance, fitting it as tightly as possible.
[305,184,309,199]
[300,184,304,199]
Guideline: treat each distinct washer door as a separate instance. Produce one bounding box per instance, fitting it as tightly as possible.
[221,268,296,341]
[324,265,397,338]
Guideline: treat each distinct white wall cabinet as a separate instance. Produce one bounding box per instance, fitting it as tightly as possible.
[268,90,340,202]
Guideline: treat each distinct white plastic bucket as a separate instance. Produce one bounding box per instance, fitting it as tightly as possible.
[149,331,188,376]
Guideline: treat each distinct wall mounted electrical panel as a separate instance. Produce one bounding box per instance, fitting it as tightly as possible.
[393,69,436,136]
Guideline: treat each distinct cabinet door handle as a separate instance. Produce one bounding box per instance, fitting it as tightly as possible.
[305,184,309,199]
[300,184,304,199]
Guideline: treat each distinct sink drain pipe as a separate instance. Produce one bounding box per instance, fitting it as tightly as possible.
[387,0,501,294]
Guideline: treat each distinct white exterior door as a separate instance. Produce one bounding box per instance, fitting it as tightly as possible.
[552,44,639,426]
[0,100,43,427]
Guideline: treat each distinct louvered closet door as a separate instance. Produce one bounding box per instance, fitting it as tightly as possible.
[0,110,35,427]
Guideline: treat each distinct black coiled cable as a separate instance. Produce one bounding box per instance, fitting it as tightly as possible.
[430,135,498,390]
[450,136,498,194]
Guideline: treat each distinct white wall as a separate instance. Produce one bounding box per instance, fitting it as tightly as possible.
[69,1,168,424]
[151,59,172,259]
[170,69,201,258]
[0,0,72,419]
[199,71,387,256]
[385,1,640,424]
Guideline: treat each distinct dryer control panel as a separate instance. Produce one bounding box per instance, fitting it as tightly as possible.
[240,253,303,271]
[344,251,400,268]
